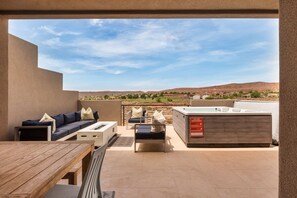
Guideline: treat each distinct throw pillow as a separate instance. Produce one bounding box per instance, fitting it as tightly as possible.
[75,111,81,121]
[131,107,143,118]
[93,111,99,120]
[64,112,76,124]
[39,113,56,133]
[52,114,65,128]
[151,110,166,132]
[81,107,95,120]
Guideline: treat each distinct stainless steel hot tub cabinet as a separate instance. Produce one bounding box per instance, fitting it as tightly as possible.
[172,107,272,147]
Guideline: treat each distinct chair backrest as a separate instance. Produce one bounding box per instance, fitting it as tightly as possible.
[78,143,108,198]
[142,109,146,117]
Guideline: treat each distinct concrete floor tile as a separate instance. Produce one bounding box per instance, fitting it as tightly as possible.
[216,188,278,198]
[69,126,279,198]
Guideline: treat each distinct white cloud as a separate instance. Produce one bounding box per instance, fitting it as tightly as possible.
[71,21,193,58]
[39,54,150,75]
[73,33,175,58]
[39,25,81,36]
[208,41,269,57]
[105,69,125,75]
[249,42,268,49]
[208,50,237,56]
[125,78,174,91]
[152,56,207,73]
[89,19,131,27]
[89,19,104,27]
[38,54,84,74]
[61,68,83,74]
[42,37,62,47]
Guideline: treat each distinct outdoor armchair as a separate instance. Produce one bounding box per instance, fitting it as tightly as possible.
[134,123,166,152]
[126,107,149,129]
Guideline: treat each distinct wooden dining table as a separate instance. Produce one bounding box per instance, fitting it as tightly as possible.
[0,141,94,198]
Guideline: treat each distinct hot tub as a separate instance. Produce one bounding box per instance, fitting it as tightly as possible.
[172,107,272,147]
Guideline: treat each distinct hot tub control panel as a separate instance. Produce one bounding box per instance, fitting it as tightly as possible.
[190,117,204,138]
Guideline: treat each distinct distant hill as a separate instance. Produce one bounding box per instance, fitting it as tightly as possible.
[79,91,143,98]
[162,82,279,94]
[79,82,279,97]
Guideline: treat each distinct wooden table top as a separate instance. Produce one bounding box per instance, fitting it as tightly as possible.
[0,141,94,198]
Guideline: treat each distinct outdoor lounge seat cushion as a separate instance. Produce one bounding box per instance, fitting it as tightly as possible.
[51,128,68,141]
[76,120,97,129]
[58,122,81,134]
[50,120,96,140]
[128,117,145,123]
[135,125,165,140]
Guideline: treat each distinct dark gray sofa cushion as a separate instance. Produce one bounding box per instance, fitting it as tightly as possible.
[128,117,145,123]
[135,125,165,140]
[58,122,81,134]
[52,128,69,141]
[64,112,76,124]
[75,120,96,129]
[52,114,65,128]
[75,111,81,121]
[51,120,96,140]
[93,111,99,120]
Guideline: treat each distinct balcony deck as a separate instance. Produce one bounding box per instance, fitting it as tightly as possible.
[100,125,278,198]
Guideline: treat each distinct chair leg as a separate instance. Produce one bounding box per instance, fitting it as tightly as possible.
[68,174,75,185]
[73,172,78,185]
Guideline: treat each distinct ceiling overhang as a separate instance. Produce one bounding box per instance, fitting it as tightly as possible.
[0,0,279,19]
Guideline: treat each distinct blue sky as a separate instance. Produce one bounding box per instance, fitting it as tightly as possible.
[9,19,279,91]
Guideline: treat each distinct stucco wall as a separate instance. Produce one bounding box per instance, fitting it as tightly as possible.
[0,18,9,140]
[190,99,236,107]
[7,35,78,140]
[234,101,279,141]
[78,100,122,125]
[279,0,297,196]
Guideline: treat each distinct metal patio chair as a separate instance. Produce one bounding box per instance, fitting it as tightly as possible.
[45,143,115,198]
[126,107,149,129]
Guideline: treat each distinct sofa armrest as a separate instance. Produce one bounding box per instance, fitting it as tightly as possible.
[15,126,52,141]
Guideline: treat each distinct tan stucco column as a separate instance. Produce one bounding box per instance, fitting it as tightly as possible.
[0,17,9,140]
[279,0,297,197]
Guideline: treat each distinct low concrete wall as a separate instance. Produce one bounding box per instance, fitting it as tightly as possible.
[190,99,236,107]
[78,100,122,125]
[234,101,279,141]
[7,35,78,140]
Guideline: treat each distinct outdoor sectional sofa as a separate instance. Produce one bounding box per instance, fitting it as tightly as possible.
[16,111,99,141]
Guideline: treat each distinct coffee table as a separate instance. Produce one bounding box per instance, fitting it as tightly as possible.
[77,121,117,147]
